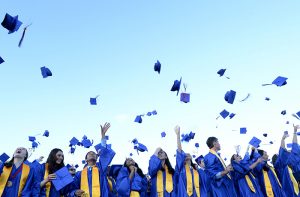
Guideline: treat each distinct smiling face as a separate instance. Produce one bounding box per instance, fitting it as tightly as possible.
[85,151,97,162]
[213,140,221,151]
[233,154,242,163]
[158,149,167,160]
[13,147,27,160]
[125,158,135,167]
[262,151,269,161]
[184,153,192,164]
[55,151,64,164]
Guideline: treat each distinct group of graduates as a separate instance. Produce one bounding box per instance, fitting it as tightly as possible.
[0,122,300,197]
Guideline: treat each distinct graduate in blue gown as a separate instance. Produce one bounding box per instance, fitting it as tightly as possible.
[272,126,300,197]
[252,148,286,197]
[204,136,237,197]
[34,148,74,197]
[288,124,300,184]
[174,125,204,197]
[116,158,148,196]
[148,147,177,197]
[70,122,116,197]
[0,147,35,197]
[195,155,211,197]
[230,149,264,197]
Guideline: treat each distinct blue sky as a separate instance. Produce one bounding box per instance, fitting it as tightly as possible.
[1,1,300,172]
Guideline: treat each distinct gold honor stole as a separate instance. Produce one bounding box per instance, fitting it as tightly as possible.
[81,166,101,197]
[107,177,113,192]
[288,167,299,195]
[209,149,231,179]
[245,174,256,193]
[156,165,173,197]
[44,163,51,197]
[0,163,30,197]
[185,164,200,197]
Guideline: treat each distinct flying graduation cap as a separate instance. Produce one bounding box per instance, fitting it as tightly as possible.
[281,110,286,115]
[40,66,52,78]
[224,90,236,104]
[134,142,148,154]
[90,95,99,105]
[292,111,300,120]
[43,130,49,137]
[0,153,10,163]
[219,109,230,119]
[0,57,4,64]
[170,77,182,96]
[134,115,143,123]
[161,132,166,138]
[240,128,247,134]
[217,69,230,79]
[262,76,288,87]
[154,60,161,74]
[180,83,190,103]
[1,13,22,34]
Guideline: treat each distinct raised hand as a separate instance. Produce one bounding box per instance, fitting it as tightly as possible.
[293,124,300,133]
[100,122,111,138]
[174,125,180,136]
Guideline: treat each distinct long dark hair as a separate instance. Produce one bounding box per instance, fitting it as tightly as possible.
[4,149,28,167]
[123,160,145,178]
[163,157,175,175]
[46,148,64,174]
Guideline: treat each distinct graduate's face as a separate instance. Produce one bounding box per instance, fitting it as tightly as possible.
[158,150,167,160]
[86,151,98,162]
[55,151,64,164]
[125,158,135,167]
[234,154,242,162]
[185,153,192,163]
[213,140,221,150]
[13,147,27,159]
[262,151,269,160]
[199,160,205,168]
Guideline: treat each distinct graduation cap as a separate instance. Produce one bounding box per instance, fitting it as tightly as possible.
[29,136,36,142]
[284,131,289,135]
[249,137,261,148]
[152,110,157,115]
[69,137,79,146]
[192,155,196,158]
[32,141,38,148]
[287,143,292,148]
[75,164,79,168]
[292,111,300,120]
[82,135,88,140]
[70,147,75,154]
[229,113,235,119]
[146,112,152,116]
[220,109,230,119]
[0,57,4,64]
[286,121,290,124]
[129,153,133,156]
[154,60,161,74]
[217,69,226,77]
[82,160,86,164]
[195,155,204,164]
[43,130,49,137]
[40,66,52,78]
[66,164,71,169]
[180,93,190,103]
[281,110,286,115]
[132,138,138,144]
[134,115,143,123]
[94,142,107,152]
[265,97,270,101]
[189,131,195,139]
[161,132,166,138]
[263,133,267,137]
[224,158,227,161]
[1,13,22,34]
[0,153,10,163]
[240,128,247,134]
[262,76,288,87]
[105,136,109,140]
[297,132,300,136]
[269,141,273,144]
[89,95,99,105]
[109,164,122,178]
[170,77,182,96]
[224,90,236,104]
[195,143,199,148]
[82,139,93,148]
[52,167,74,191]
[134,143,148,153]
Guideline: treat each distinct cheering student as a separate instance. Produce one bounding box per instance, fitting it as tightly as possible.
[272,125,299,197]
[230,147,264,197]
[174,125,205,197]
[204,136,237,197]
[34,148,73,196]
[195,155,211,196]
[148,147,176,197]
[251,147,286,197]
[71,122,116,197]
[288,124,300,186]
[116,157,148,196]
[0,147,35,197]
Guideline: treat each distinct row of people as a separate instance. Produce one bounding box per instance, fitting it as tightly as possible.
[0,122,299,196]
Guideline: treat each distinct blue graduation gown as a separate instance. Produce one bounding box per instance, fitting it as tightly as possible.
[198,168,211,196]
[175,150,207,197]
[204,152,237,197]
[289,143,300,174]
[70,147,116,197]
[116,167,148,197]
[148,155,177,197]
[231,160,264,197]
[34,163,75,197]
[0,162,34,197]
[253,162,286,197]
[274,147,300,197]
[108,176,117,197]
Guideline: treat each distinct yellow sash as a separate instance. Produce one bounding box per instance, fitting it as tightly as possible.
[209,149,231,179]
[130,190,140,197]
[81,166,101,197]
[245,175,256,193]
[288,167,299,195]
[107,177,113,192]
[263,169,274,197]
[157,165,173,197]
[0,163,30,197]
[185,164,200,197]
[43,163,51,197]
[270,167,282,188]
